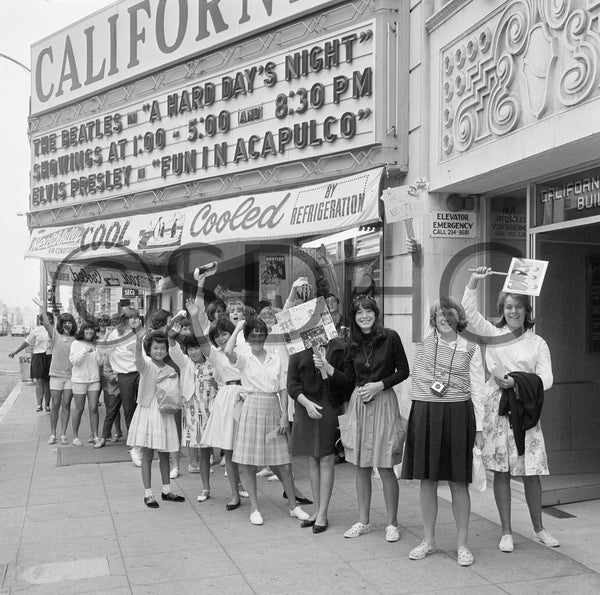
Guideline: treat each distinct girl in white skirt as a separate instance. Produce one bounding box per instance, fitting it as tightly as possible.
[225,318,310,526]
[127,330,185,508]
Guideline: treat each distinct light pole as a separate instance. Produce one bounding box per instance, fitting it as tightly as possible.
[0,53,30,74]
[3,53,41,306]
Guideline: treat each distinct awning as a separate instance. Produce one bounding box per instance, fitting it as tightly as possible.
[25,168,383,261]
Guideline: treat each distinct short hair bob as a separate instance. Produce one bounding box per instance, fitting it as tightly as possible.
[143,330,169,356]
[180,334,201,353]
[75,320,98,341]
[206,299,226,322]
[243,317,268,341]
[429,297,468,333]
[209,317,235,346]
[496,292,535,329]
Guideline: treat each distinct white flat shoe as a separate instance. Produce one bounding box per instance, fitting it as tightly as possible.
[499,534,514,552]
[289,506,310,521]
[533,530,559,547]
[250,511,263,525]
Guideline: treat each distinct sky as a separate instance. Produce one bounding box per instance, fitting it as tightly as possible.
[0,0,114,308]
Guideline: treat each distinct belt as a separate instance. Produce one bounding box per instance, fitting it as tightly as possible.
[225,380,241,386]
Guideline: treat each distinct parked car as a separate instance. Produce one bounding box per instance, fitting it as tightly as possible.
[10,325,29,337]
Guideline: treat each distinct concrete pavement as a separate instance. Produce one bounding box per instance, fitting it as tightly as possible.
[1,381,600,594]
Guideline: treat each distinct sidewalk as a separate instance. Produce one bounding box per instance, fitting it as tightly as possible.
[1,382,600,594]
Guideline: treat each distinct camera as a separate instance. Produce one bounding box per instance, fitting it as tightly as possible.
[430,380,448,397]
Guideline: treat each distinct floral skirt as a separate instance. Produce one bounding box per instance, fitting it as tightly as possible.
[482,384,549,476]
[181,393,213,448]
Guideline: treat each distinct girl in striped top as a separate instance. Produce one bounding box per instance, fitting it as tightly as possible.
[401,297,485,567]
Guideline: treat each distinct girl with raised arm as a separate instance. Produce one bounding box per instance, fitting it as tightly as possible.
[225,318,310,526]
[462,267,558,551]
[33,298,77,446]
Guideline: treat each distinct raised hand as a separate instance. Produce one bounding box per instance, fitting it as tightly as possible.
[168,321,182,336]
[185,298,199,317]
[471,266,493,280]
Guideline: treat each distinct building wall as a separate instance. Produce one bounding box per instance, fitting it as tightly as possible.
[427,0,600,194]
[423,0,600,476]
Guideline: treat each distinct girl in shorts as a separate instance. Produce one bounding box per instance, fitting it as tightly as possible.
[34,298,77,446]
[69,321,103,447]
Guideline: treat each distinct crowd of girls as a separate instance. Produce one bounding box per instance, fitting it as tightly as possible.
[16,265,557,565]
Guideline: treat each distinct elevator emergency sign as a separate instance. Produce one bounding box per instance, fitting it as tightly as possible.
[429,210,477,238]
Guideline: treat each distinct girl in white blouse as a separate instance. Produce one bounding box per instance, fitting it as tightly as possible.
[225,318,310,526]
[463,267,558,552]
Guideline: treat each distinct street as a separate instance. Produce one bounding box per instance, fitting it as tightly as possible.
[0,336,28,406]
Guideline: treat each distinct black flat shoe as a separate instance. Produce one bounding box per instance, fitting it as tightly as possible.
[313,521,329,534]
[225,500,241,511]
[283,491,313,505]
[161,492,185,502]
[300,519,316,528]
[144,496,159,508]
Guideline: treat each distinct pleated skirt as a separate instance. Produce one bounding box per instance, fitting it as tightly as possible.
[202,384,242,451]
[233,392,290,467]
[344,387,403,469]
[401,399,476,483]
[126,396,180,453]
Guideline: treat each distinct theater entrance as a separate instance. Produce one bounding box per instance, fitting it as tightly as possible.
[534,218,600,504]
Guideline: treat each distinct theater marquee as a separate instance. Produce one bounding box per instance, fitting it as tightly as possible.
[30,20,378,211]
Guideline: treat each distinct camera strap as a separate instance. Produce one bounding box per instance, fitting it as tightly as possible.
[433,333,457,388]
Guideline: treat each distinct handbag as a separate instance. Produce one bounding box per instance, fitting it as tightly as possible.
[391,416,407,458]
[338,410,357,451]
[470,446,487,492]
[155,370,181,414]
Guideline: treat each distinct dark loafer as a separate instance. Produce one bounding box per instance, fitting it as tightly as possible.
[161,492,185,502]
[144,496,159,508]
[283,491,313,505]
[300,519,316,528]
[313,521,329,534]
[225,500,241,511]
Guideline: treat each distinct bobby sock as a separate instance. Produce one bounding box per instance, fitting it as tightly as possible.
[144,489,153,498]
[162,484,171,494]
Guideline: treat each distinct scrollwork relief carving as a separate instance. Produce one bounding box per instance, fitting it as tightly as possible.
[440,0,600,160]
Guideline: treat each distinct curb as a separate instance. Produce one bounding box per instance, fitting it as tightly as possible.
[0,381,23,424]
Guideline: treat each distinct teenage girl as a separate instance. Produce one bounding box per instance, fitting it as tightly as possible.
[187,297,248,511]
[69,321,103,446]
[33,298,77,446]
[167,322,216,502]
[126,329,185,508]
